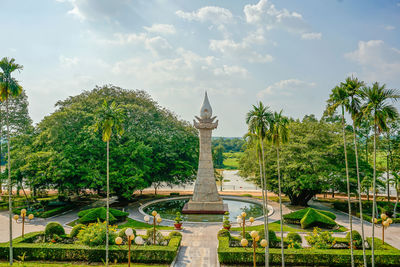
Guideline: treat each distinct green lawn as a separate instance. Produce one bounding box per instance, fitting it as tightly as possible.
[223,152,243,169]
[0,263,167,267]
[118,218,174,230]
[231,220,347,233]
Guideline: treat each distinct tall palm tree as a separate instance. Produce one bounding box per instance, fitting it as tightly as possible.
[246,102,272,267]
[360,83,399,267]
[389,173,400,218]
[269,110,289,267]
[341,76,367,267]
[326,85,354,267]
[94,100,124,266]
[0,57,23,266]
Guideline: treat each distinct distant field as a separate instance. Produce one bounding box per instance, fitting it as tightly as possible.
[223,152,243,169]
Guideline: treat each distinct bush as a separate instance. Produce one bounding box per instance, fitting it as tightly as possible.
[218,229,231,238]
[70,224,85,238]
[300,208,337,229]
[305,227,336,249]
[259,229,279,247]
[170,193,179,196]
[287,232,302,244]
[44,222,65,239]
[346,230,363,249]
[146,229,166,245]
[77,221,117,247]
[77,207,128,224]
[283,208,336,225]
[118,227,137,243]
[168,231,182,238]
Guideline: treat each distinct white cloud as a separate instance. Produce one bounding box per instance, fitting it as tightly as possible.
[384,25,396,31]
[213,65,248,77]
[59,55,79,67]
[258,79,316,97]
[176,6,233,24]
[301,32,322,40]
[143,24,176,35]
[345,40,400,81]
[243,0,308,34]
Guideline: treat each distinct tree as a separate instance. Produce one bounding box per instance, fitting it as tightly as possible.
[246,102,272,267]
[269,110,289,266]
[341,76,367,266]
[0,57,23,265]
[326,85,355,266]
[360,82,399,267]
[94,100,125,266]
[212,144,225,169]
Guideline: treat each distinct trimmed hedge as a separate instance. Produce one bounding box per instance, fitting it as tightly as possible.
[0,231,181,264]
[77,207,128,225]
[44,222,65,238]
[218,235,400,266]
[283,208,337,229]
[13,205,75,218]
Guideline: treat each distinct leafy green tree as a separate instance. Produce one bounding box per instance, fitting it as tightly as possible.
[94,100,125,266]
[212,144,225,169]
[360,82,399,266]
[246,102,272,267]
[269,110,289,266]
[326,85,355,266]
[0,57,23,265]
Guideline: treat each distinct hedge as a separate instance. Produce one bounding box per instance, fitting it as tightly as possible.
[0,231,181,264]
[13,205,75,218]
[283,208,337,229]
[218,235,400,266]
[77,207,128,224]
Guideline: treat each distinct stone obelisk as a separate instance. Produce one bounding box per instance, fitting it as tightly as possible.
[182,92,227,214]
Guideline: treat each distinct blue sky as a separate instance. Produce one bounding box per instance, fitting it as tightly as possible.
[1,0,400,136]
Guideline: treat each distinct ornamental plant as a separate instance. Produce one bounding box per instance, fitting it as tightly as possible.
[175,212,182,224]
[305,227,336,249]
[223,212,231,229]
[77,220,117,247]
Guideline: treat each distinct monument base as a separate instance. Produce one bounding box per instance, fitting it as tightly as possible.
[182,200,228,214]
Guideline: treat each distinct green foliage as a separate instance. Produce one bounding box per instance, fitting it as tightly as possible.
[222,212,230,227]
[305,228,336,249]
[300,208,337,229]
[0,231,182,264]
[346,230,363,249]
[174,212,182,224]
[44,222,65,239]
[77,221,117,247]
[212,144,225,169]
[218,229,231,238]
[70,224,85,238]
[286,232,302,244]
[259,229,279,247]
[145,229,165,245]
[118,218,173,230]
[212,137,245,153]
[77,207,128,224]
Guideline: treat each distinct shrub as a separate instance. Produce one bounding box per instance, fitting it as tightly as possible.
[305,227,336,249]
[168,231,182,238]
[300,208,337,229]
[77,207,128,224]
[218,229,231,238]
[77,221,117,247]
[287,232,302,244]
[283,208,336,225]
[44,222,65,239]
[118,227,137,243]
[170,193,179,196]
[259,229,279,247]
[346,230,363,249]
[70,224,85,238]
[146,229,166,245]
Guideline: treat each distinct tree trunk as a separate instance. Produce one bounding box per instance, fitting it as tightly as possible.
[260,137,269,267]
[371,122,377,267]
[394,188,399,218]
[7,99,13,265]
[386,134,391,204]
[332,190,335,198]
[106,140,109,266]
[276,147,285,266]
[341,106,354,267]
[366,132,368,164]
[352,119,367,267]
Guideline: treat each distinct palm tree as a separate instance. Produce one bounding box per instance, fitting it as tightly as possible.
[246,102,272,267]
[326,85,354,267]
[269,110,289,267]
[0,57,23,266]
[389,173,400,218]
[360,82,399,267]
[341,76,367,266]
[94,100,124,266]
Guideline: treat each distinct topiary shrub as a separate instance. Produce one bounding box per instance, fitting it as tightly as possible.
[218,229,231,238]
[283,208,336,226]
[300,208,337,229]
[287,232,302,244]
[78,207,128,224]
[346,230,363,249]
[70,224,85,238]
[118,227,137,243]
[77,220,117,247]
[305,227,336,249]
[44,222,65,239]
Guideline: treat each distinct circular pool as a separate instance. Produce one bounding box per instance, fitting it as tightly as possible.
[140,196,272,223]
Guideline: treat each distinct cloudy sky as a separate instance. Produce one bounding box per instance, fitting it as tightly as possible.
[1,0,400,136]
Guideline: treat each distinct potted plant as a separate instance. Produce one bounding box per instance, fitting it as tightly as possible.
[174,212,183,230]
[223,212,231,230]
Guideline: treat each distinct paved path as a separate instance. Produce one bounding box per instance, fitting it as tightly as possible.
[309,200,400,249]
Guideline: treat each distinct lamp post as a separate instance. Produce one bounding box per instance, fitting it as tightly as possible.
[240,230,268,267]
[144,210,162,245]
[374,213,393,244]
[236,212,254,238]
[116,228,145,267]
[13,209,34,237]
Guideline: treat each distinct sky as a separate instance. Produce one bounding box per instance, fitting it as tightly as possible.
[1,0,400,137]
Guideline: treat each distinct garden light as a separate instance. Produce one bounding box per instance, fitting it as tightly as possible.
[250,231,258,239]
[125,228,134,237]
[144,215,150,223]
[145,210,162,245]
[260,239,268,248]
[124,227,135,267]
[152,210,157,216]
[115,236,122,245]
[157,217,162,223]
[249,217,255,223]
[14,210,34,237]
[374,214,393,244]
[135,236,144,245]
[240,238,248,247]
[241,212,247,218]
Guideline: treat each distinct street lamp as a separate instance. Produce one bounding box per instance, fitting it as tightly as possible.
[374,213,393,244]
[115,228,145,267]
[240,230,267,267]
[13,209,34,237]
[236,212,254,239]
[144,210,162,245]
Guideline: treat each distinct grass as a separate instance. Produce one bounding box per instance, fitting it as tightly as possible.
[231,220,347,233]
[118,218,174,230]
[0,262,167,267]
[223,152,242,169]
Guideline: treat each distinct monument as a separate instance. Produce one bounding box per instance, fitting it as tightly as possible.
[182,92,228,214]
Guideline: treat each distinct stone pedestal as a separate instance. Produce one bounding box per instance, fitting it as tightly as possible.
[182,93,227,214]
